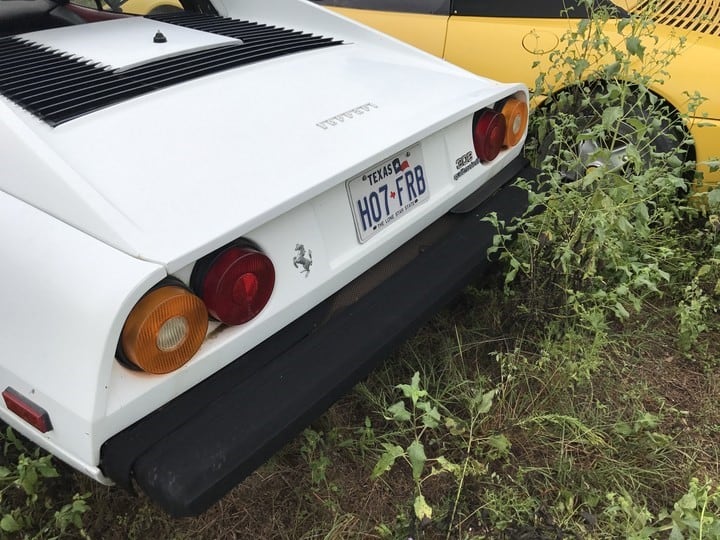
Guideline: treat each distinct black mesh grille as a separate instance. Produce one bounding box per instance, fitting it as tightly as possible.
[634,0,720,36]
[0,14,342,126]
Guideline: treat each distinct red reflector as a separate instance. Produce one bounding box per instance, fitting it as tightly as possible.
[472,109,507,162]
[192,245,275,326]
[2,387,53,433]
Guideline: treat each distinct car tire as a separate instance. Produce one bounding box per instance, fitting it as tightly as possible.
[529,83,690,184]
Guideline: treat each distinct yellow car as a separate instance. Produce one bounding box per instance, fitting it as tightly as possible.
[119,0,181,14]
[317,0,720,187]
[70,0,182,16]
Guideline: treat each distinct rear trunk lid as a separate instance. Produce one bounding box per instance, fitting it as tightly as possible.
[0,12,509,267]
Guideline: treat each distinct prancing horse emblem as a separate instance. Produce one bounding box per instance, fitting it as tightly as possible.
[293,244,313,277]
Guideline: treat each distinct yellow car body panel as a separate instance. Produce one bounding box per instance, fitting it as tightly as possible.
[327,1,720,186]
[114,0,181,15]
[687,118,720,191]
[71,0,181,14]
[329,8,448,57]
[444,17,572,88]
[446,17,720,118]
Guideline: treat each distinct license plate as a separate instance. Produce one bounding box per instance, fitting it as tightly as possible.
[346,144,430,243]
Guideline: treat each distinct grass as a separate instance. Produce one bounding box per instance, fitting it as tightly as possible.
[4,273,715,539]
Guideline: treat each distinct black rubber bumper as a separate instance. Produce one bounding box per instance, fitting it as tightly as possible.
[100,157,536,517]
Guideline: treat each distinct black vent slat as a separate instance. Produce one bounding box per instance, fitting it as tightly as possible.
[38,38,335,113]
[127,43,328,83]
[3,62,106,90]
[24,44,246,105]
[3,60,101,81]
[0,13,343,125]
[0,49,79,72]
[42,46,270,111]
[8,68,111,99]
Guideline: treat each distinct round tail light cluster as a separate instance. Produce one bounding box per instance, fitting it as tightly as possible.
[190,243,275,326]
[472,96,528,163]
[118,242,275,375]
[119,284,208,374]
[473,109,506,162]
[501,98,528,147]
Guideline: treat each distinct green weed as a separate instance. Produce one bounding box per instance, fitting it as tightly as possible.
[0,427,89,539]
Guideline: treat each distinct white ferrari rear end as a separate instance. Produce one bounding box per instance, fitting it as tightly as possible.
[0,0,532,515]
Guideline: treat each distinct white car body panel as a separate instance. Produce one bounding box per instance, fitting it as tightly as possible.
[6,22,511,268]
[20,17,239,69]
[0,191,164,479]
[0,0,529,494]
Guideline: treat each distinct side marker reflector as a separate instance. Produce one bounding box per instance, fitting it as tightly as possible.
[2,387,53,433]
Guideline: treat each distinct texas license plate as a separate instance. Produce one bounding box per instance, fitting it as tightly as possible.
[346,144,430,243]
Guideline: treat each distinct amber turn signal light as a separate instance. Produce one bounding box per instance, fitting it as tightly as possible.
[120,285,208,374]
[500,98,528,148]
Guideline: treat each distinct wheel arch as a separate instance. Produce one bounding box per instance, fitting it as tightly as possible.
[532,78,696,167]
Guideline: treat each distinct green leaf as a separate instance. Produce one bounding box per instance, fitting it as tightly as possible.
[407,440,427,482]
[635,202,650,223]
[582,166,604,189]
[371,444,404,479]
[413,494,433,521]
[602,106,623,130]
[634,412,660,431]
[387,401,412,423]
[617,216,634,234]
[19,461,39,495]
[473,389,496,415]
[625,35,645,59]
[572,58,590,79]
[396,372,427,406]
[506,259,520,284]
[0,514,21,533]
[434,455,462,476]
[486,434,511,459]
[669,523,683,540]
[421,406,441,429]
[697,264,712,278]
[677,491,697,510]
[36,457,59,478]
[614,421,633,436]
[613,301,630,319]
[604,62,621,78]
[4,427,24,454]
[445,417,466,436]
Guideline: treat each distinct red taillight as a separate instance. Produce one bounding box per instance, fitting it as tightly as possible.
[191,244,275,326]
[2,387,52,433]
[472,108,506,162]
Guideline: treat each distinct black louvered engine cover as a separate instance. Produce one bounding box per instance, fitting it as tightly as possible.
[0,13,342,126]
